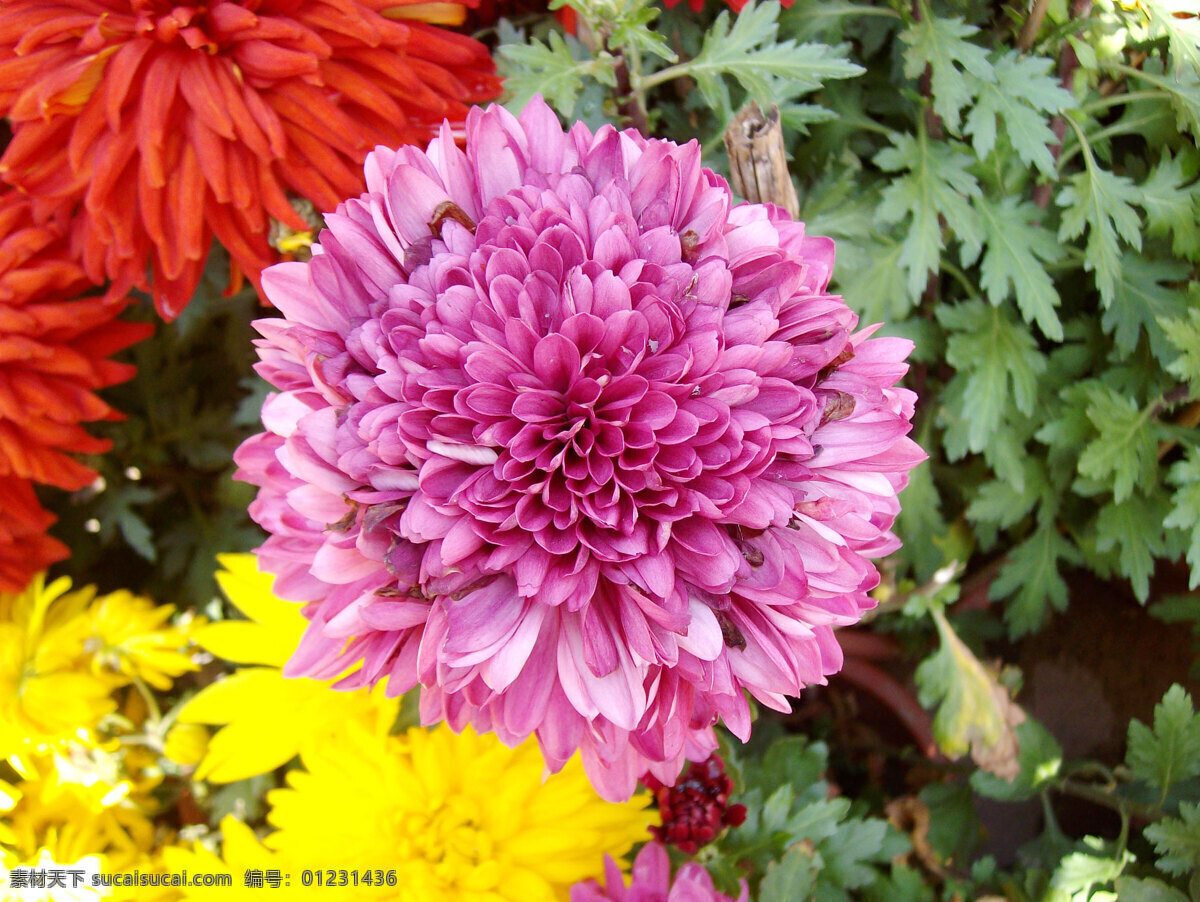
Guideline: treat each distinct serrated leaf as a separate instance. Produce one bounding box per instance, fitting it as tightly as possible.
[876,132,983,302]
[758,846,820,902]
[1076,385,1156,504]
[689,2,863,112]
[1140,150,1200,261]
[973,196,1065,340]
[1143,0,1200,78]
[1113,877,1190,902]
[1049,843,1133,898]
[497,31,614,114]
[762,783,796,831]
[1145,801,1200,876]
[1126,684,1200,796]
[937,300,1046,453]
[818,818,890,889]
[899,5,994,132]
[1057,161,1143,305]
[1102,255,1192,363]
[1093,493,1171,601]
[991,525,1082,637]
[916,608,1019,763]
[966,460,1045,532]
[1166,449,1200,589]
[964,51,1074,175]
[833,236,913,321]
[897,457,950,580]
[603,0,677,63]
[970,718,1063,802]
[1161,302,1200,392]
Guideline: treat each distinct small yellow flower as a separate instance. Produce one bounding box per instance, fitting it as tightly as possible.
[69,591,199,691]
[0,575,198,758]
[0,576,116,756]
[264,722,658,902]
[176,554,398,782]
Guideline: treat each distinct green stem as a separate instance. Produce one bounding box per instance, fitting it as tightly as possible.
[1059,112,1097,173]
[1058,107,1168,167]
[130,673,163,729]
[1108,61,1182,94]
[800,3,901,20]
[940,261,982,301]
[1080,89,1162,114]
[636,62,693,93]
[1052,777,1163,822]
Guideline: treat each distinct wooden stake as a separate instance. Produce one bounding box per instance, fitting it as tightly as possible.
[722,102,799,219]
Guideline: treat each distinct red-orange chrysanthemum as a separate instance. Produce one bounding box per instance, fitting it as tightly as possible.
[0,476,66,591]
[0,191,151,591]
[0,0,501,319]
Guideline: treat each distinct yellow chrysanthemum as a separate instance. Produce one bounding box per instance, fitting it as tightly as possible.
[264,722,658,902]
[58,590,199,691]
[0,575,198,757]
[176,554,398,782]
[0,576,117,755]
[2,751,156,878]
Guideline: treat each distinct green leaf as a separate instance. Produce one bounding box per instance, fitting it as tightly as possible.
[1166,450,1200,589]
[1049,841,1133,898]
[599,0,677,63]
[875,131,984,302]
[973,196,1065,340]
[1076,384,1156,504]
[1126,684,1200,797]
[1113,877,1190,902]
[964,51,1074,176]
[991,525,1083,637]
[938,300,1046,453]
[819,818,890,889]
[971,718,1063,803]
[497,30,615,115]
[758,846,820,902]
[1093,493,1171,602]
[1162,302,1200,392]
[1142,0,1200,78]
[896,456,950,580]
[1102,255,1192,363]
[966,462,1045,531]
[833,236,913,321]
[899,5,994,132]
[1056,160,1143,305]
[1140,150,1200,261]
[688,2,863,112]
[916,608,1018,763]
[1145,801,1200,877]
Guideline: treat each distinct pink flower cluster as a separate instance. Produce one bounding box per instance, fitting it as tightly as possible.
[236,97,923,800]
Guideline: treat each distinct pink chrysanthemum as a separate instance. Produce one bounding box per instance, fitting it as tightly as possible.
[236,96,924,801]
[570,843,747,902]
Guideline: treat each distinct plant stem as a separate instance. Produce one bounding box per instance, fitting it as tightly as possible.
[1018,0,1054,51]
[940,260,981,301]
[1080,89,1161,114]
[1052,777,1163,822]
[613,47,651,135]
